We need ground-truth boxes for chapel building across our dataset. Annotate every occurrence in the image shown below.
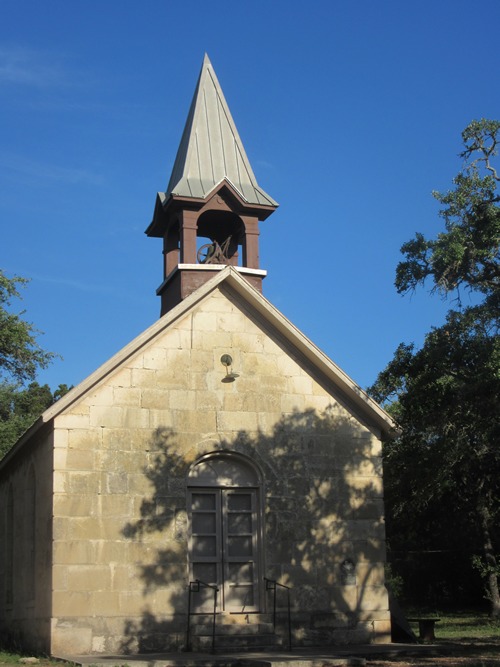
[0,55,395,656]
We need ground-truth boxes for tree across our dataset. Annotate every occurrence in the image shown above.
[0,269,56,383]
[0,381,71,459]
[396,119,499,305]
[370,119,500,615]
[0,270,67,459]
[371,306,500,612]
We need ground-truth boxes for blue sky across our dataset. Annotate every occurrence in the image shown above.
[1,0,499,393]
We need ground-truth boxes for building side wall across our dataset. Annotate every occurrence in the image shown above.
[0,431,54,654]
[50,288,390,655]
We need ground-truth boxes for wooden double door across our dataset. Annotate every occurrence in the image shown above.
[188,487,261,612]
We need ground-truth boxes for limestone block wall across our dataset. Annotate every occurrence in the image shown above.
[0,431,54,654]
[50,286,390,655]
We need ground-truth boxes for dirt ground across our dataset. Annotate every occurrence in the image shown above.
[367,638,500,666]
[2,640,500,667]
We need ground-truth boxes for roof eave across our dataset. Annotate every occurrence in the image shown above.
[146,179,278,237]
[218,270,398,438]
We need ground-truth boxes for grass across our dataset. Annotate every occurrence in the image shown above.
[407,612,500,641]
[0,651,27,665]
[0,652,63,666]
[441,614,500,640]
[389,612,500,666]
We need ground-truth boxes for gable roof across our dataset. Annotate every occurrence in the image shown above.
[164,54,277,207]
[0,268,397,470]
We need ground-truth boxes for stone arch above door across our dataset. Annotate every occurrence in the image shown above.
[187,451,262,488]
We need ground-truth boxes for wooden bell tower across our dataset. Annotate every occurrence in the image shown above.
[145,55,278,316]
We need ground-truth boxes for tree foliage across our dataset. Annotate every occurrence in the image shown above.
[0,381,71,459]
[370,119,500,614]
[0,269,67,459]
[396,119,500,304]
[0,269,56,383]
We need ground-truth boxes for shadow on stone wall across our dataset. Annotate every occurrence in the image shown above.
[120,406,385,652]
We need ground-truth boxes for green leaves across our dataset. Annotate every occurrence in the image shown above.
[371,119,500,612]
[0,269,65,458]
[0,269,56,384]
[395,119,500,300]
[461,119,500,171]
[0,382,70,458]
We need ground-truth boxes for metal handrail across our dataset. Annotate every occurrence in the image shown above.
[264,577,292,650]
[185,579,219,653]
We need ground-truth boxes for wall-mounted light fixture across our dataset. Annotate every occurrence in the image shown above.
[340,558,356,585]
[220,354,239,383]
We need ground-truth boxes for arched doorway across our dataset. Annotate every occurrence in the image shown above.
[187,453,263,613]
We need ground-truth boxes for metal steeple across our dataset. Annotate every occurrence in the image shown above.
[165,54,277,207]
[147,55,278,316]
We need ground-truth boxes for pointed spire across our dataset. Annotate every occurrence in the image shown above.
[165,54,277,207]
[147,56,277,315]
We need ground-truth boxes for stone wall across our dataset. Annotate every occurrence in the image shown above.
[6,286,390,655]
[0,430,54,654]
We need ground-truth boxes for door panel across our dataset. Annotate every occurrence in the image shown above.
[190,490,222,610]
[189,488,260,612]
[222,490,258,611]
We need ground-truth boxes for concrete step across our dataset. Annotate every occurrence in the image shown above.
[190,613,274,625]
[193,623,275,636]
[193,632,281,653]
[188,612,285,653]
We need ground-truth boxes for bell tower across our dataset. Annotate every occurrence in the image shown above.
[145,55,278,316]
